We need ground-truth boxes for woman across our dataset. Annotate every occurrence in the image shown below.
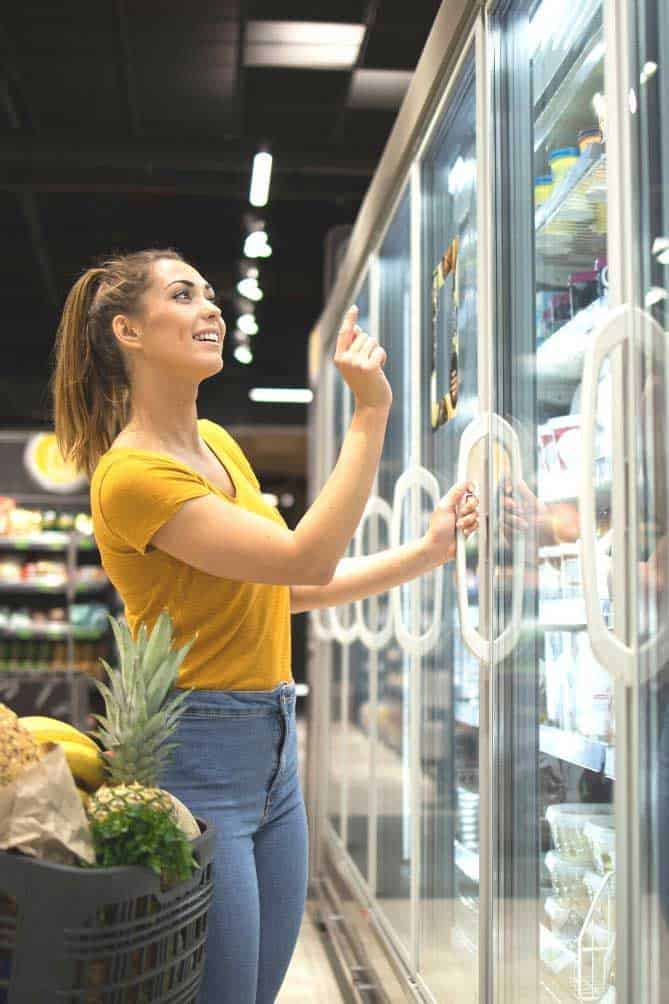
[51,248,479,1003]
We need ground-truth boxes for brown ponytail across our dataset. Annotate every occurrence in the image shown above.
[50,248,184,481]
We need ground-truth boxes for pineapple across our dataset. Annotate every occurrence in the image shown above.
[87,609,200,840]
[0,704,43,786]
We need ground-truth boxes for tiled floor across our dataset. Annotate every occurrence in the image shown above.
[277,900,345,1002]
[277,714,346,1001]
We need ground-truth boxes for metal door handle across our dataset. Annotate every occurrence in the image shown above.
[580,304,634,682]
[354,496,395,650]
[456,414,525,663]
[390,466,443,655]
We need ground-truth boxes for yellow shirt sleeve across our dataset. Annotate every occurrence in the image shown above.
[96,456,211,555]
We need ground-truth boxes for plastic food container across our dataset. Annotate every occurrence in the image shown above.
[584,869,616,928]
[585,818,616,874]
[578,128,603,154]
[549,147,580,184]
[545,851,590,915]
[535,175,554,208]
[545,895,584,946]
[546,803,614,864]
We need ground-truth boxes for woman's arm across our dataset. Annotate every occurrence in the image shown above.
[289,542,432,613]
[290,482,479,613]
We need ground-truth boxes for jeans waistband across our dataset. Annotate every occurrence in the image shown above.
[175,680,295,711]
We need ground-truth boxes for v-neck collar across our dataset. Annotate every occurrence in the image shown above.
[104,420,239,502]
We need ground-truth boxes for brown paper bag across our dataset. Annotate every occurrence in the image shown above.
[0,742,95,865]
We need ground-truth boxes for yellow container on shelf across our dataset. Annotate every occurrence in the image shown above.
[534,175,553,208]
[549,147,579,185]
[577,128,603,154]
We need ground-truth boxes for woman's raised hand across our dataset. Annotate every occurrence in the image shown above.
[333,305,393,411]
[421,481,479,566]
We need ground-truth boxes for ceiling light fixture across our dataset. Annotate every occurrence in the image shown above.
[238,313,258,336]
[249,388,314,404]
[234,345,254,365]
[250,150,273,208]
[236,276,263,301]
[244,230,272,258]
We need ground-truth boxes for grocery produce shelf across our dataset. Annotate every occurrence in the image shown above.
[0,625,106,641]
[0,578,108,594]
[0,532,97,551]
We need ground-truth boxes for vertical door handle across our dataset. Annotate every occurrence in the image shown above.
[310,605,335,642]
[456,415,490,662]
[354,496,395,650]
[580,304,634,682]
[390,466,444,655]
[456,414,525,662]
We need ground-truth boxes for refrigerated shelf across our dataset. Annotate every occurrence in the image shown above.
[537,296,608,390]
[535,154,607,268]
[0,533,97,551]
[454,840,479,884]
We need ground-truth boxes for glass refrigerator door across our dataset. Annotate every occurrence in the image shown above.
[373,188,414,952]
[417,46,483,1001]
[630,1,669,1001]
[491,2,618,1001]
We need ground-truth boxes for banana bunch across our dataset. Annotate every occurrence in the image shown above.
[19,716,105,794]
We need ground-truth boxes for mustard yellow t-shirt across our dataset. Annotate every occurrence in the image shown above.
[90,419,293,691]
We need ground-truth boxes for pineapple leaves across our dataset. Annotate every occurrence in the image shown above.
[95,611,195,787]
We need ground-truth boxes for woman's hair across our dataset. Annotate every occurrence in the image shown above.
[50,248,185,481]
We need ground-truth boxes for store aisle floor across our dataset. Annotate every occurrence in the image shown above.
[276,712,345,1002]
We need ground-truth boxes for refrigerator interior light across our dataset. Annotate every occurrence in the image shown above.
[645,286,668,306]
[249,151,273,208]
[640,61,658,85]
[652,237,669,261]
[238,313,259,336]
[234,344,253,365]
[249,387,314,404]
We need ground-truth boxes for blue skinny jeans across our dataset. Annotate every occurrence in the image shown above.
[159,681,309,1003]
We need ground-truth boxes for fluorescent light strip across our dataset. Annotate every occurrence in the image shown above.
[250,152,273,208]
[249,388,314,404]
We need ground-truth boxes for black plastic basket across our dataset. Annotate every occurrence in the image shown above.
[0,819,214,1003]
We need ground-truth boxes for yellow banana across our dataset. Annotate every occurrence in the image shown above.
[59,740,106,792]
[19,716,99,755]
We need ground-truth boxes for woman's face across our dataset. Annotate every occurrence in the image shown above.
[117,257,226,378]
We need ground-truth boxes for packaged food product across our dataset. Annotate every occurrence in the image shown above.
[583,869,616,928]
[585,818,616,875]
[574,632,613,741]
[569,269,599,314]
[535,175,554,208]
[549,147,580,185]
[546,804,613,865]
[545,850,590,914]
[547,414,582,476]
[577,128,604,154]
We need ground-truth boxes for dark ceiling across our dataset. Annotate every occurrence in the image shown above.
[0,0,440,429]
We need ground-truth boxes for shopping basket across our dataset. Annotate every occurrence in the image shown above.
[0,819,214,1003]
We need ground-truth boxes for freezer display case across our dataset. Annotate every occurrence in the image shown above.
[492,1,618,1000]
[306,1,668,1002]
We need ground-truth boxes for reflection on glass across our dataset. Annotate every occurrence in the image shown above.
[341,283,372,878]
[374,190,413,950]
[418,50,480,1000]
